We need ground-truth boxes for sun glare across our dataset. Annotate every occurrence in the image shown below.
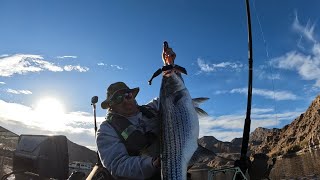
[34,97,66,130]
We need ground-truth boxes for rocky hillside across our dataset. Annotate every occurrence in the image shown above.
[198,136,241,154]
[0,126,19,151]
[194,95,320,168]
[251,95,320,156]
[67,139,97,163]
[0,126,96,163]
[250,127,280,145]
[196,136,242,169]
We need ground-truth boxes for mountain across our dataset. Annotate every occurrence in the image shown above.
[249,127,281,154]
[67,139,97,163]
[196,136,242,169]
[198,136,241,154]
[208,95,320,157]
[249,127,280,145]
[0,126,19,151]
[251,95,320,156]
[195,95,320,169]
[0,126,97,164]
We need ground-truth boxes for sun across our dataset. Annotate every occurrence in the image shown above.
[35,97,65,115]
[34,97,66,130]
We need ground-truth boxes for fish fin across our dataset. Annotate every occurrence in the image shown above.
[192,97,209,116]
[192,97,209,107]
[174,64,187,75]
[195,107,209,117]
[148,68,162,85]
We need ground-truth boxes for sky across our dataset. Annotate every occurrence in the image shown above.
[0,0,320,150]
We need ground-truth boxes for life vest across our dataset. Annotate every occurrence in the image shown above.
[106,105,159,156]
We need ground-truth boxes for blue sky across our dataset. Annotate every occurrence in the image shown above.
[0,0,319,150]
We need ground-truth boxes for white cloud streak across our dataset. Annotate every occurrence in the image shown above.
[97,62,124,70]
[272,12,320,87]
[230,88,297,100]
[199,108,302,141]
[197,58,243,73]
[272,46,320,87]
[257,67,281,80]
[0,82,5,85]
[110,64,124,70]
[293,11,317,43]
[6,89,32,95]
[64,65,89,72]
[56,56,77,59]
[0,54,89,77]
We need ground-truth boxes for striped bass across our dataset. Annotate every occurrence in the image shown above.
[160,71,199,180]
[148,41,207,180]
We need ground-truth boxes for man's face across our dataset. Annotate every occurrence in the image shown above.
[109,90,138,116]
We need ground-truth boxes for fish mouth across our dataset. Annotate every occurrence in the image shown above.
[148,41,187,85]
[162,41,175,66]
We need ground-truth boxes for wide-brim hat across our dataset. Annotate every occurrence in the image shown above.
[101,82,139,109]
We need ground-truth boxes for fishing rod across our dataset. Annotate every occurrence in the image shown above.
[235,0,253,175]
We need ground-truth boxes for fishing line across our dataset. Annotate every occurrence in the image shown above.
[252,0,279,127]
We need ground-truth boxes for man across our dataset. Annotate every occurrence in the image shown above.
[96,81,161,180]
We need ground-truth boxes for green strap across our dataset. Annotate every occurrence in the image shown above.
[120,125,136,140]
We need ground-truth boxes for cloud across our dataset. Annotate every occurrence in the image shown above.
[293,11,317,43]
[97,62,124,70]
[0,82,5,85]
[197,58,243,73]
[230,88,297,100]
[0,99,105,150]
[6,89,32,95]
[64,65,89,72]
[214,90,228,95]
[272,46,320,87]
[199,108,302,141]
[0,54,89,77]
[110,65,124,70]
[56,56,77,59]
[0,54,9,58]
[256,66,281,80]
[271,12,320,87]
[33,59,63,72]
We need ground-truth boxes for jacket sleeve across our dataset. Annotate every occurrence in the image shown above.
[96,121,157,179]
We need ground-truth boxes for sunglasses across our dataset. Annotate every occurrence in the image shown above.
[109,90,134,106]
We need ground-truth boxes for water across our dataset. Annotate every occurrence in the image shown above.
[270,148,320,179]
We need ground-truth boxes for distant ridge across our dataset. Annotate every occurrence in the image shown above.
[0,126,19,150]
[67,139,97,163]
[0,126,97,163]
[0,126,18,137]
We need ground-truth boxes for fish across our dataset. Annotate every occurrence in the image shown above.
[149,41,208,180]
